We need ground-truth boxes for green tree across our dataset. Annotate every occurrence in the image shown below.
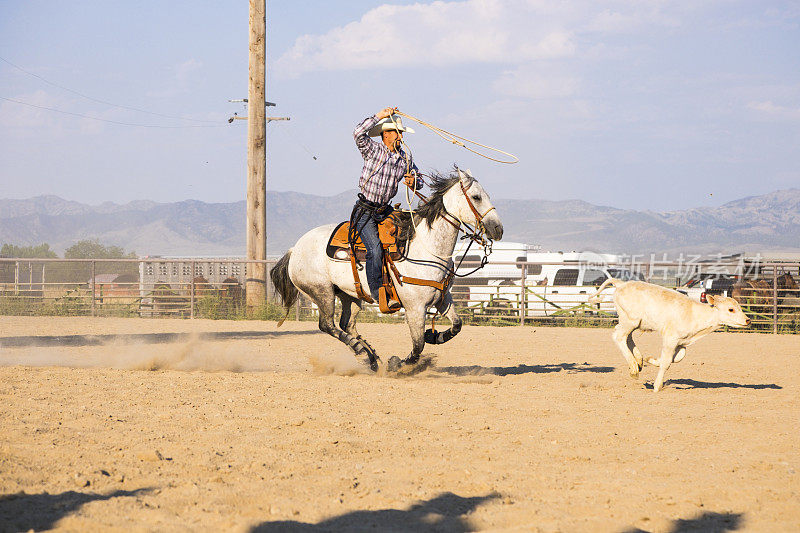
[0,243,58,284]
[59,239,139,283]
[64,239,136,259]
[0,243,58,258]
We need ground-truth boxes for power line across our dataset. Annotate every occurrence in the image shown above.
[0,95,225,129]
[0,55,220,124]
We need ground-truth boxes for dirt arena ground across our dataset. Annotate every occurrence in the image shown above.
[1,316,798,532]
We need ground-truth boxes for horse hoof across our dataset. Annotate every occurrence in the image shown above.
[403,354,420,366]
[369,359,379,372]
[424,329,438,344]
[387,356,402,373]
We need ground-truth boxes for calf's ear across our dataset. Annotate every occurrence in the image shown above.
[706,294,716,306]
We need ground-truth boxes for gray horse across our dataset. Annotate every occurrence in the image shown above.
[270,169,504,371]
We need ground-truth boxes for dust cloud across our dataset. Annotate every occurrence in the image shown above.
[0,334,265,372]
[307,348,371,376]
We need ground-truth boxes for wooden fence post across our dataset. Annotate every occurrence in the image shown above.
[772,265,778,335]
[91,261,96,317]
[190,261,196,319]
[520,261,526,326]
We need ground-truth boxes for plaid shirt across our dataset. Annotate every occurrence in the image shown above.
[354,115,419,204]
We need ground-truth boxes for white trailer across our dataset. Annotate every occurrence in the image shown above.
[452,246,642,317]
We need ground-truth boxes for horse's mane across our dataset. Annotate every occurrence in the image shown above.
[395,168,474,240]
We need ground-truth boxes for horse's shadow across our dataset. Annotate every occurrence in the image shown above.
[622,510,744,532]
[432,362,616,377]
[645,379,782,390]
[250,491,498,532]
[0,488,151,532]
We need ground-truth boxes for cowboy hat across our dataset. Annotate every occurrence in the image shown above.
[367,115,415,137]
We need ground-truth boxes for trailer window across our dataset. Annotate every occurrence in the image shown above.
[608,268,644,281]
[583,269,607,286]
[553,269,579,286]
[527,264,542,275]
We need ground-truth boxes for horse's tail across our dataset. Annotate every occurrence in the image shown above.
[269,250,298,327]
[588,277,621,304]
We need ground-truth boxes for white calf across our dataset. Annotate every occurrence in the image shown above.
[590,279,750,392]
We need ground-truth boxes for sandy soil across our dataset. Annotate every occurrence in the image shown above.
[1,316,799,532]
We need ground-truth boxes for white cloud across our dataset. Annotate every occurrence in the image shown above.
[274,0,697,78]
[175,58,202,81]
[0,90,101,136]
[748,100,800,120]
[492,65,579,99]
[275,0,577,78]
[146,58,203,98]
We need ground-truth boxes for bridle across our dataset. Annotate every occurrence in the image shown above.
[407,174,494,246]
[459,178,496,235]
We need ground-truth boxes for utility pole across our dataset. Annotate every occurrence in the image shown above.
[246,0,266,310]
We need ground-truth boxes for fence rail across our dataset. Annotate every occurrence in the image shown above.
[1,258,798,334]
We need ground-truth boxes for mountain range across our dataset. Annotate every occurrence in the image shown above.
[1,189,799,257]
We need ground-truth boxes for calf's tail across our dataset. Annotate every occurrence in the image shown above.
[588,277,621,304]
[269,250,298,327]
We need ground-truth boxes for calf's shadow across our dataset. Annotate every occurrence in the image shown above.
[645,379,781,390]
[434,362,615,377]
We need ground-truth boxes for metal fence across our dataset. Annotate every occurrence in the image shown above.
[1,257,798,334]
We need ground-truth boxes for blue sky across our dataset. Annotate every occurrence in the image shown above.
[0,1,798,211]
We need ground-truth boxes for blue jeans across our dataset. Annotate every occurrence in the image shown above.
[352,207,383,297]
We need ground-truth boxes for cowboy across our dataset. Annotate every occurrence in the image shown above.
[352,106,422,303]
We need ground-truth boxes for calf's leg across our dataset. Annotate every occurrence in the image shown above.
[627,333,643,371]
[612,321,640,377]
[673,346,687,363]
[653,339,681,392]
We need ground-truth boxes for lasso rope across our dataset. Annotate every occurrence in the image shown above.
[394,110,519,165]
[380,112,493,263]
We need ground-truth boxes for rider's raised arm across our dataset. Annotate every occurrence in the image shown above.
[354,115,380,159]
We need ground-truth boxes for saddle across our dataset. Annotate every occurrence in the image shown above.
[326,209,411,314]
[325,211,409,262]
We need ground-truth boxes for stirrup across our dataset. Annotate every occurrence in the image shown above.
[378,286,402,313]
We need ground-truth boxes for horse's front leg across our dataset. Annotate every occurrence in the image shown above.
[424,292,462,345]
[387,303,427,372]
[403,303,428,365]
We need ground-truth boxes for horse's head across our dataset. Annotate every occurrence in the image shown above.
[441,169,504,240]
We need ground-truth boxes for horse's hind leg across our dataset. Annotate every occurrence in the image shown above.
[337,291,378,358]
[337,291,362,337]
[315,287,380,371]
